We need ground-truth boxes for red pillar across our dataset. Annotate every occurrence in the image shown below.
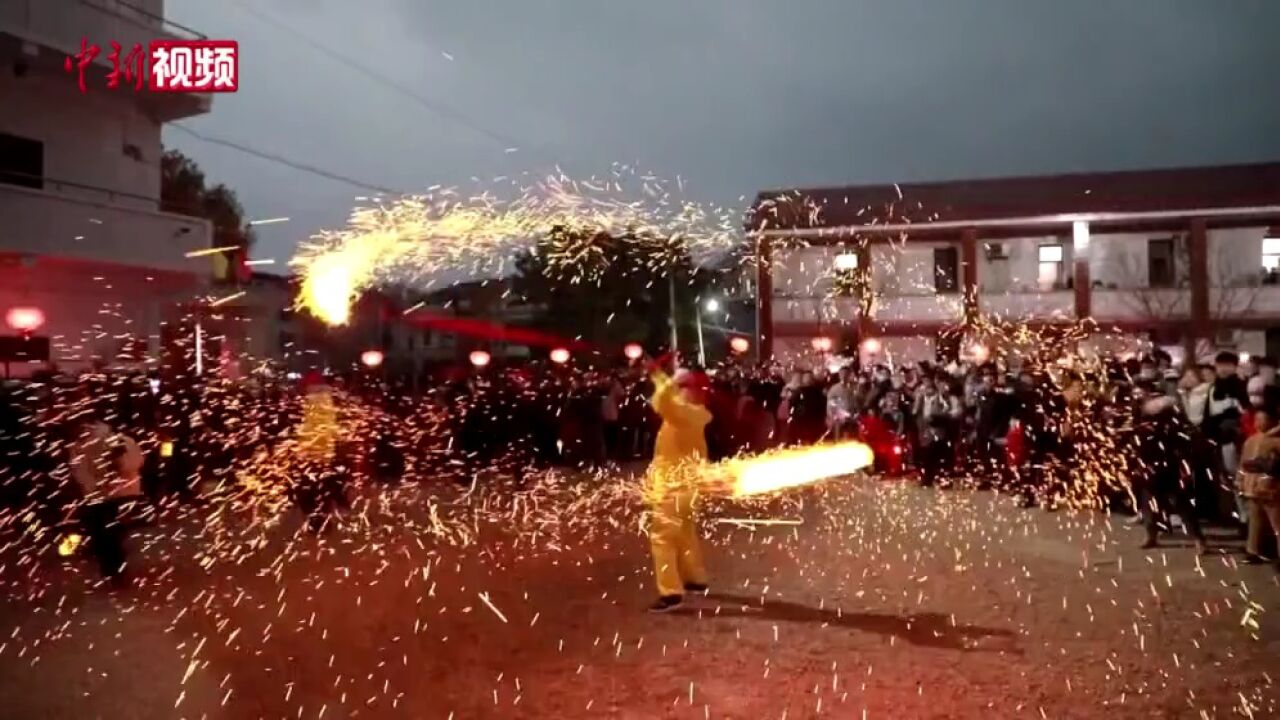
[960,228,979,325]
[1188,217,1210,353]
[856,244,874,339]
[756,235,773,361]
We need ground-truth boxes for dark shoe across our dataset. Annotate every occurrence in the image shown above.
[1243,553,1269,565]
[648,595,683,613]
[684,582,708,593]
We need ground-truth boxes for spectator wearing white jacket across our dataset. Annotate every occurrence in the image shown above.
[69,410,144,581]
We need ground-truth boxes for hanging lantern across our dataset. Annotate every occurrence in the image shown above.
[549,347,571,364]
[360,349,384,368]
[469,350,491,368]
[5,306,45,333]
[623,342,644,361]
[729,336,750,354]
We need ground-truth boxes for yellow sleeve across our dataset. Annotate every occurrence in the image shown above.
[650,370,679,420]
[649,370,712,428]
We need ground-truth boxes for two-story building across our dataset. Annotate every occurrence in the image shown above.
[751,162,1280,366]
[0,0,213,373]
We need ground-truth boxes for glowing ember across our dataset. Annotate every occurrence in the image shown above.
[57,533,82,557]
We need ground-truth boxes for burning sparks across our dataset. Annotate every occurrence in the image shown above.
[718,441,875,497]
[290,170,738,326]
[0,173,1274,720]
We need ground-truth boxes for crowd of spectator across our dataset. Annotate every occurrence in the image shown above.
[5,345,1280,578]
[442,348,1280,562]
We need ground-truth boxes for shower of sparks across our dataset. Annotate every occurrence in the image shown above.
[290,168,740,325]
[0,178,1273,720]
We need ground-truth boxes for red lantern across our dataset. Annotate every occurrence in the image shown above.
[729,336,750,354]
[623,342,644,361]
[549,347,571,364]
[360,349,384,368]
[5,306,44,333]
[469,350,491,368]
[861,337,882,355]
[811,336,833,353]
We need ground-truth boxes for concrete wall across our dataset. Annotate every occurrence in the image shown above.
[0,69,163,205]
[1209,227,1269,287]
[0,0,177,61]
[0,182,209,272]
[977,234,1067,293]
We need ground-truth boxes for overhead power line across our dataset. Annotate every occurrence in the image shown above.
[230,0,545,160]
[170,123,407,196]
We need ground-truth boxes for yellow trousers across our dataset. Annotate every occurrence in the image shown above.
[647,489,707,597]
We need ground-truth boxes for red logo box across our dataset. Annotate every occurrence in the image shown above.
[148,40,239,93]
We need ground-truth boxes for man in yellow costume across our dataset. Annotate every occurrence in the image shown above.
[294,371,346,533]
[644,354,713,612]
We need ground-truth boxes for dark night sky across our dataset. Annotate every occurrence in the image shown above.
[165,0,1280,268]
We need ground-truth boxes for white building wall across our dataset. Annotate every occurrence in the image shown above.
[0,70,163,208]
[771,226,1280,360]
[977,235,1067,293]
[872,242,925,295]
[1209,227,1268,287]
[771,246,841,299]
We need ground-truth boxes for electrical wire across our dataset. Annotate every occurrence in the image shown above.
[170,123,407,196]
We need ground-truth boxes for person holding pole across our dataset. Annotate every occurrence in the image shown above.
[643,351,712,612]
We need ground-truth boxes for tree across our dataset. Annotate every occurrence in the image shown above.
[161,149,255,283]
[512,228,713,359]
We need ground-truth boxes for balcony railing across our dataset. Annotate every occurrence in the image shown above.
[0,177,210,273]
[0,0,205,59]
[94,0,206,41]
[0,169,159,208]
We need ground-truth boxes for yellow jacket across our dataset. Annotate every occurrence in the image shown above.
[298,390,339,462]
[648,370,712,487]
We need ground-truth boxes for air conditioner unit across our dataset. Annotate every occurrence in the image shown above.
[984,243,1009,260]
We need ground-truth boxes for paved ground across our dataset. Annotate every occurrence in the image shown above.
[2,475,1278,719]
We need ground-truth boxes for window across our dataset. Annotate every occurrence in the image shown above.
[1038,243,1065,289]
[0,132,44,189]
[1148,238,1176,287]
[831,251,860,297]
[833,252,858,272]
[933,246,959,292]
[1263,237,1280,271]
